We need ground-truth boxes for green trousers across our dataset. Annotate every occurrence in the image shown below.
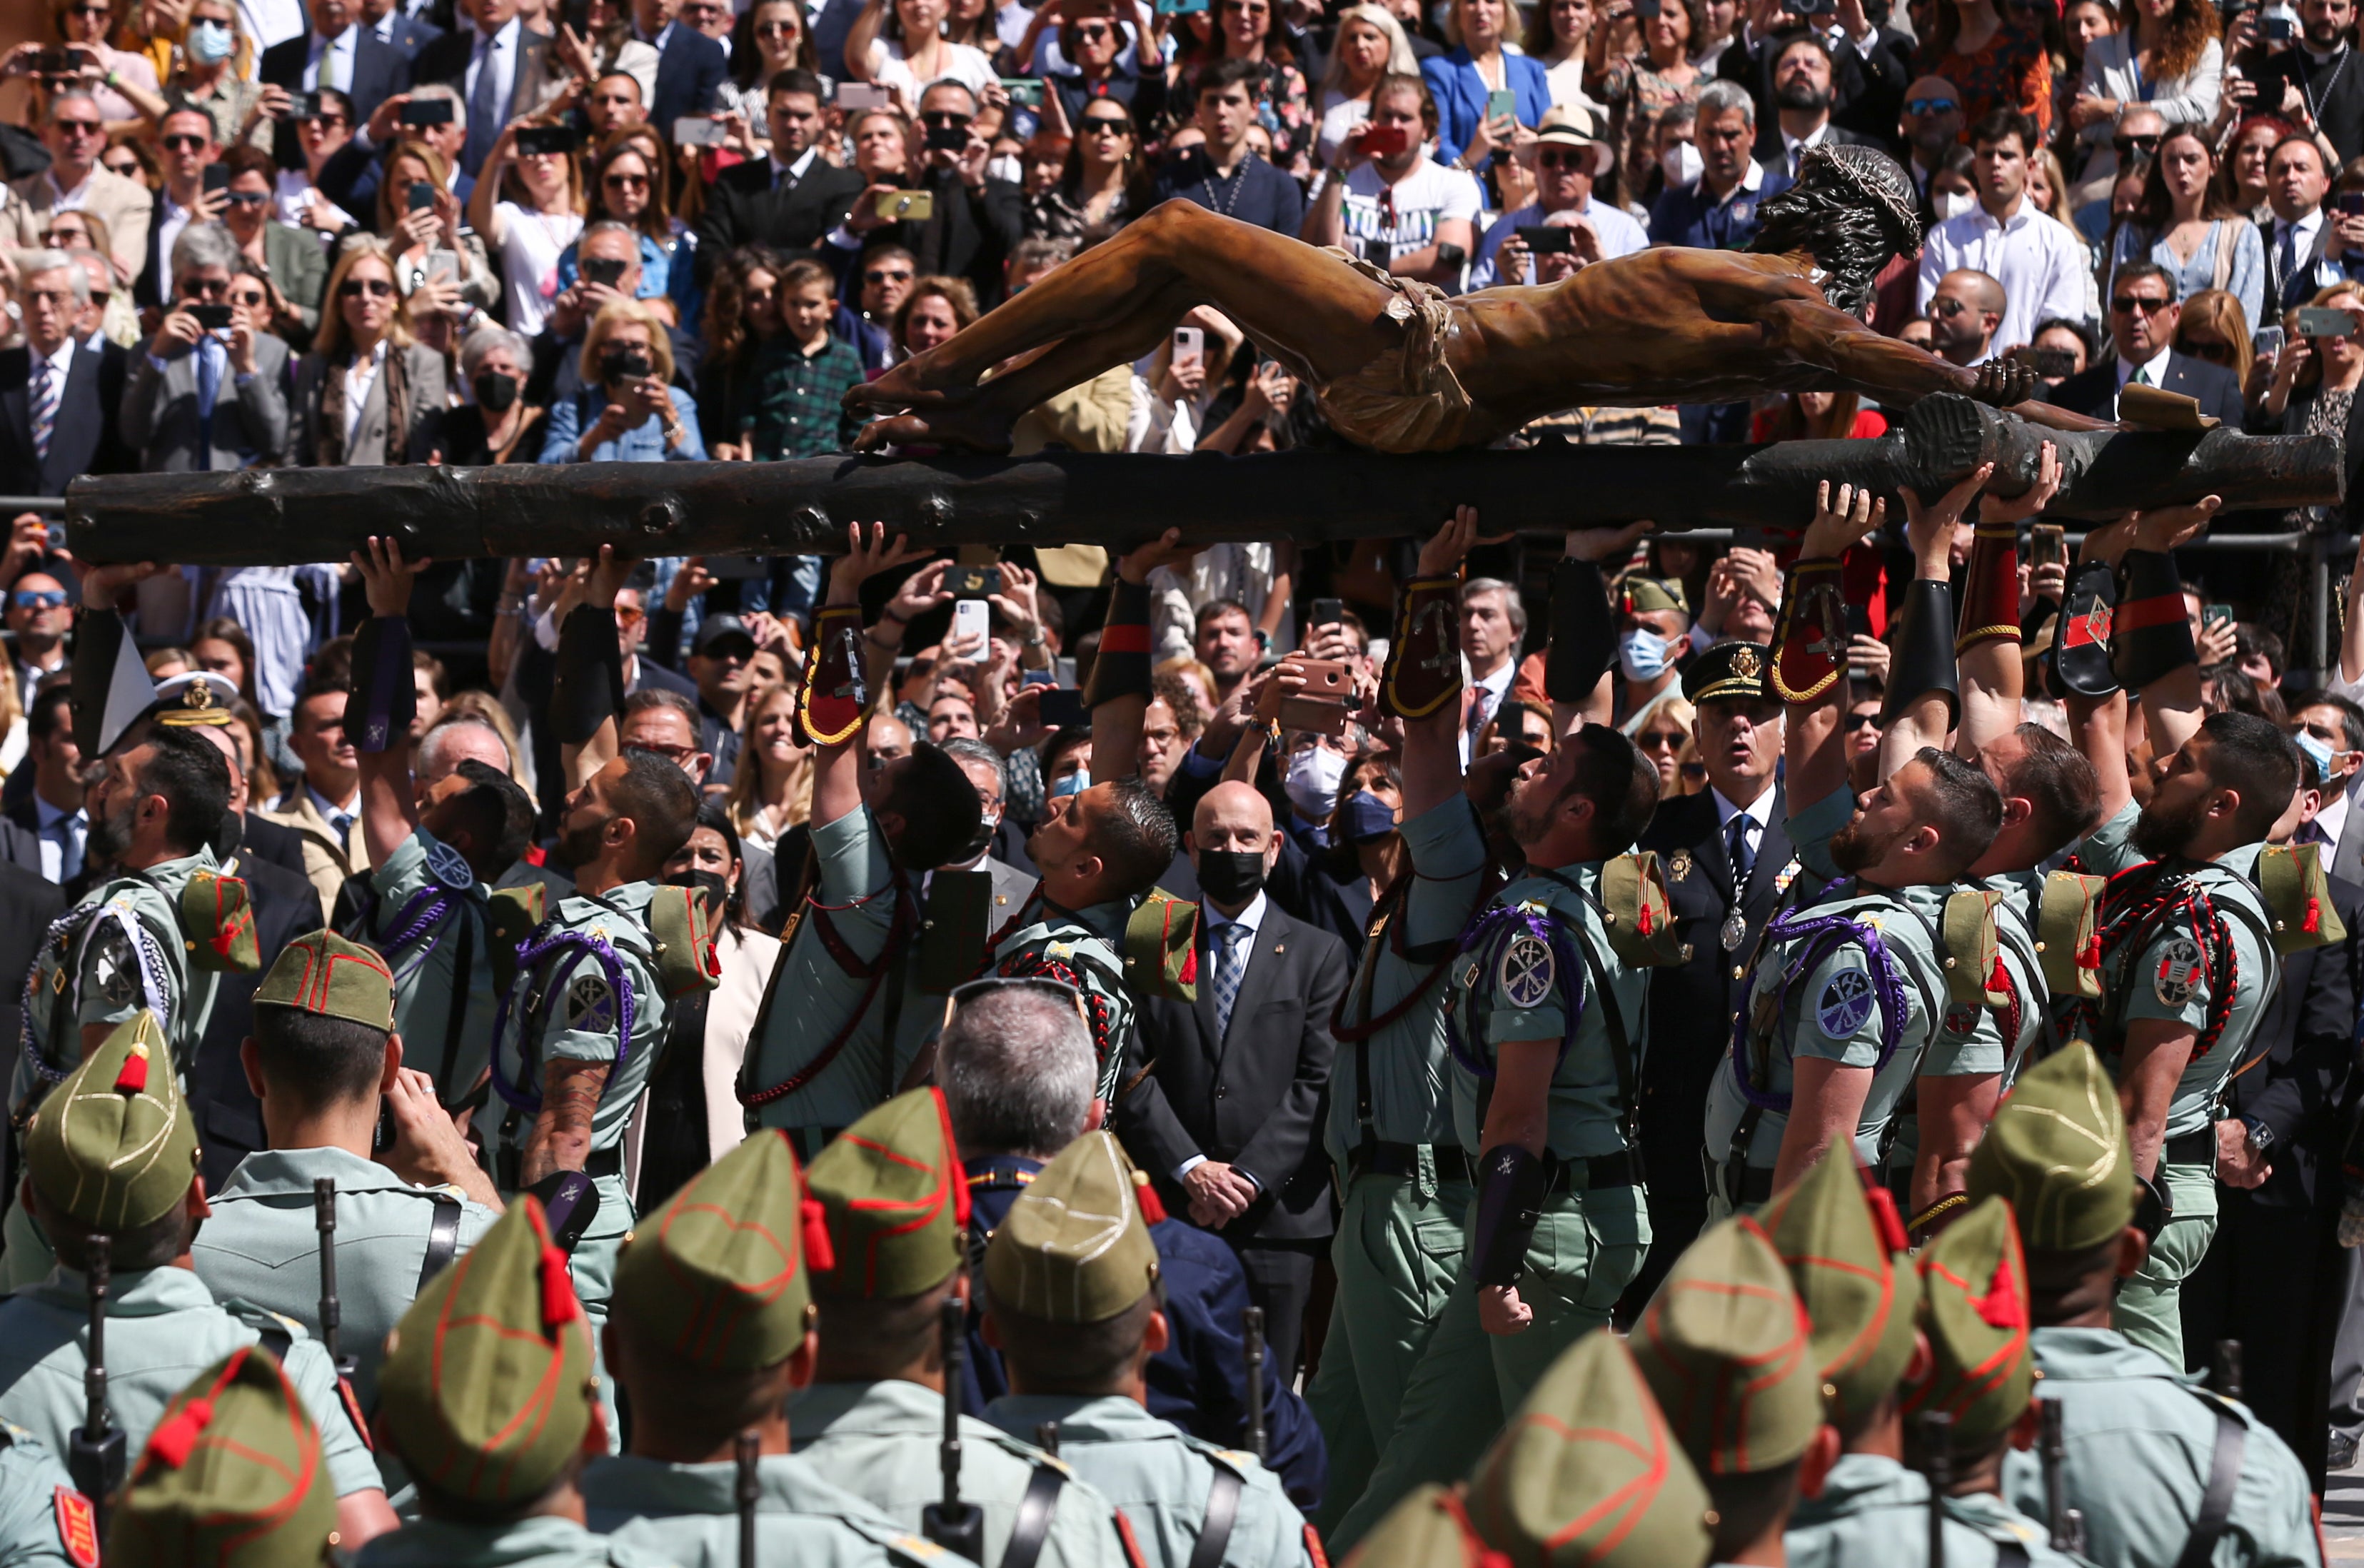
[564,1171,635,1454]
[2113,1158,2217,1368]
[1324,1180,1649,1553]
[1307,1170,1472,1536]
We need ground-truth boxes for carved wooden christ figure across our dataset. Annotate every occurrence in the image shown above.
[845,144,2108,455]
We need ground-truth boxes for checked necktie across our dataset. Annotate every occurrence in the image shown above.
[1212,922,1251,1039]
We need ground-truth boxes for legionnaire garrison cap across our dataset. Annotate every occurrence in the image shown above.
[985,1132,1162,1324]
[613,1129,833,1370]
[1965,1042,2138,1252]
[1467,1329,1714,1568]
[1631,1217,1824,1476]
[1340,1486,1496,1568]
[23,1010,201,1232]
[108,1345,339,1568]
[807,1087,970,1299]
[252,930,396,1034]
[1682,642,1770,706]
[1620,577,1689,618]
[1757,1150,1923,1429]
[1906,1197,2034,1449]
[378,1197,594,1505]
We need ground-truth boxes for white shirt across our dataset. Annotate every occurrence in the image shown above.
[768,144,819,190]
[31,793,84,886]
[342,338,388,454]
[2315,780,2352,857]
[371,10,398,44]
[27,335,75,399]
[1307,157,1484,271]
[1710,781,1776,878]
[2109,343,2173,419]
[1777,120,1831,179]
[638,19,678,51]
[44,167,95,214]
[238,0,306,49]
[1917,198,2092,358]
[303,24,356,92]
[307,784,360,841]
[1472,196,1648,286]
[156,192,196,288]
[1460,659,1517,765]
[466,17,523,126]
[1175,888,1269,1182]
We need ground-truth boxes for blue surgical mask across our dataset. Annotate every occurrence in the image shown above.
[1618,628,1671,682]
[2295,728,2336,780]
[188,19,235,62]
[1049,770,1089,800]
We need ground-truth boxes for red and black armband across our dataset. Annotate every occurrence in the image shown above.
[347,615,416,753]
[1545,558,1617,705]
[1882,578,1960,727]
[1380,573,1462,720]
[794,603,867,748]
[1085,577,1155,709]
[2110,549,2197,692]
[2050,560,2121,698]
[1469,1142,1544,1287]
[1771,557,1849,705]
[1956,523,2023,655]
[550,603,628,748]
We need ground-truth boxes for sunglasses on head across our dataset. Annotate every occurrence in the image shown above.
[339,276,394,297]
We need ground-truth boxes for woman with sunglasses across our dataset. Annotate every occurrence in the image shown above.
[1312,4,1418,164]
[468,119,588,337]
[717,0,823,152]
[1026,97,1145,238]
[14,0,164,134]
[292,238,449,467]
[2172,286,2253,391]
[276,85,362,236]
[1037,1,1155,132]
[554,136,699,325]
[219,144,326,341]
[1631,695,1695,797]
[376,139,498,343]
[155,0,273,149]
[2108,124,2263,332]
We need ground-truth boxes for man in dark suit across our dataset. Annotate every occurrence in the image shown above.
[1749,31,1883,176]
[363,0,442,56]
[0,250,127,503]
[938,738,1039,920]
[631,0,729,131]
[1120,779,1351,1382]
[1719,13,1894,158]
[694,69,866,286]
[1619,641,1788,1319]
[2254,0,2364,167]
[261,0,412,169]
[411,0,556,175]
[2043,259,2245,423]
[5,685,89,885]
[843,79,1027,306]
[0,860,64,1104]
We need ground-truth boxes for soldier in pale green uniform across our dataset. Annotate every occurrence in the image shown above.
[362,1197,670,1568]
[0,1424,86,1568]
[1973,1045,2323,1568]
[0,1013,396,1545]
[191,932,501,1428]
[590,1123,965,1568]
[796,1087,1132,1568]
[2061,713,2293,1366]
[106,1344,340,1568]
[980,1130,1313,1568]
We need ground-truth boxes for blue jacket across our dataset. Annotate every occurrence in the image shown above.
[1419,49,1549,173]
[961,1154,1328,1510]
[539,382,709,462]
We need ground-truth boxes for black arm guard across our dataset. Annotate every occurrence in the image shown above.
[347,615,416,753]
[1085,577,1154,709]
[2131,1169,2172,1241]
[1545,558,1616,705]
[2110,550,2198,693]
[1470,1143,1545,1288]
[2050,559,2121,698]
[550,603,628,748]
[527,1168,602,1253]
[70,605,129,759]
[1881,578,1961,728]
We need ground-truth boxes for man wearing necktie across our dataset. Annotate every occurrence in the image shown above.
[256,685,371,923]
[2040,259,2245,423]
[1459,578,1521,764]
[412,0,545,177]
[2292,694,2364,885]
[122,226,291,473]
[1119,780,1352,1384]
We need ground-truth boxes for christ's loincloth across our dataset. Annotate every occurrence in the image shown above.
[1313,249,1497,454]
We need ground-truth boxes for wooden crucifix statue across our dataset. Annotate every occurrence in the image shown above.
[846,144,2111,455]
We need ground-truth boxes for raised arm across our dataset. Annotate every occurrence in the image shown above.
[349,536,433,867]
[1396,507,1485,819]
[1956,443,2066,755]
[1092,528,1204,781]
[1878,464,1988,778]
[1550,518,1654,737]
[1780,481,1887,808]
[2115,498,2223,761]
[555,544,637,793]
[813,523,929,830]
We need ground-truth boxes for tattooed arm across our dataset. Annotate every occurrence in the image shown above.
[521,1057,609,1187]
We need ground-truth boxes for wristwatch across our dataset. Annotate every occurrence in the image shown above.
[2245,1119,2275,1156]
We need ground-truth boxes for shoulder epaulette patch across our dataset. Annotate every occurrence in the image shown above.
[52,1487,96,1568]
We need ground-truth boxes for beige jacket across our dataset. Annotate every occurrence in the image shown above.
[256,788,368,925]
[6,166,153,291]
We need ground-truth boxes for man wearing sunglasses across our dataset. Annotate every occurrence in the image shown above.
[1897,74,1963,198]
[1471,106,1644,287]
[2041,258,2244,422]
[4,91,151,291]
[1924,266,2003,367]
[135,109,227,316]
[258,0,412,172]
[122,223,292,473]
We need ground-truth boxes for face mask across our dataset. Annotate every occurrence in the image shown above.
[188,20,235,61]
[1937,189,1976,222]
[1197,848,1268,904]
[1342,789,1399,844]
[1660,140,1701,189]
[2295,728,2338,781]
[474,370,519,412]
[665,866,730,919]
[1618,628,1671,681]
[1049,770,1088,800]
[957,809,1001,863]
[1284,745,1348,820]
[600,345,653,383]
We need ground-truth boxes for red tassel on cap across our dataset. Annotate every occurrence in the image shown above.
[1864,1185,1911,1255]
[1131,1169,1167,1225]
[2306,897,2322,935]
[1636,901,1653,937]
[800,1197,837,1273]
[1973,1257,2026,1330]
[2078,933,2103,970]
[113,1046,149,1096]
[146,1398,214,1469]
[539,1243,579,1333]
[935,1090,972,1228]
[1990,957,2009,993]
[1179,946,1197,986]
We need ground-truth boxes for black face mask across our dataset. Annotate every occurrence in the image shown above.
[600,345,653,383]
[474,370,519,411]
[1197,848,1267,905]
[665,866,730,920]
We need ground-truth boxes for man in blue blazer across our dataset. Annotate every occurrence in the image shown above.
[260,0,412,168]
[630,0,729,132]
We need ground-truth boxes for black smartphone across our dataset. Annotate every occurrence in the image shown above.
[515,123,580,156]
[188,303,234,330]
[582,255,629,288]
[1362,237,1394,267]
[945,564,1003,597]
[2340,192,2364,216]
[924,122,970,151]
[2266,10,2296,38]
[295,90,326,121]
[1309,597,1344,629]
[2018,345,2077,377]
[1038,688,1092,726]
[603,345,653,381]
[34,47,77,76]
[401,96,454,126]
[1516,223,1574,255]
[406,179,436,211]
[2032,523,2066,572]
[203,161,231,194]
[372,1098,393,1154]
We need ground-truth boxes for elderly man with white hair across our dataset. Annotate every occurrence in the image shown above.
[1,248,130,513]
[121,222,292,472]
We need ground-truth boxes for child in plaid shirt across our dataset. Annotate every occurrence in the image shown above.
[736,258,867,458]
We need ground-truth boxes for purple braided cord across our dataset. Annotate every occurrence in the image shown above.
[18,905,99,1086]
[489,927,638,1115]
[1445,900,1586,1079]
[1728,895,1911,1114]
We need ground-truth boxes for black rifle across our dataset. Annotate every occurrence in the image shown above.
[2211,1340,2243,1401]
[921,1297,985,1561]
[69,1235,125,1535]
[736,1429,760,1568]
[1920,1411,1953,1568]
[1243,1307,1267,1462]
[314,1177,353,1379]
[2038,1397,2085,1556]
[1035,1422,1060,1458]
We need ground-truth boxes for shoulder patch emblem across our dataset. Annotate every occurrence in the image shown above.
[52,1487,96,1568]
[1943,1000,1981,1037]
[89,925,138,1007]
[1816,968,1876,1039]
[565,973,615,1032]
[426,838,475,889]
[1497,933,1556,1010]
[2153,935,2204,1008]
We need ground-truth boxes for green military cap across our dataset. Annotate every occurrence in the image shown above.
[253,930,396,1034]
[1906,1197,2033,1450]
[1621,577,1690,618]
[1340,1485,1492,1568]
[808,1087,968,1299]
[985,1131,1162,1324]
[1682,642,1769,706]
[1467,1328,1714,1568]
[614,1129,828,1370]
[1631,1217,1824,1477]
[1757,1150,1923,1429]
[378,1197,594,1504]
[1964,1042,2138,1253]
[108,1345,339,1568]
[23,1010,200,1233]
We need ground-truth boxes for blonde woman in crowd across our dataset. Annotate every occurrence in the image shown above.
[727,684,813,853]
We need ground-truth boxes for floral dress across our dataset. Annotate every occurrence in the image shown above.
[1915,15,2053,140]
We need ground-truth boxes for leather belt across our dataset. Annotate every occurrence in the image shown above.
[585,1146,625,1178]
[1541,1150,1638,1194]
[2165,1129,2216,1168]
[1352,1141,1472,1182]
[1734,1163,1776,1205]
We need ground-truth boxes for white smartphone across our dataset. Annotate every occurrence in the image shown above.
[1172,325,1204,372]
[952,596,992,656]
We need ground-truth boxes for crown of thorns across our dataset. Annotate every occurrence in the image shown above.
[1801,144,1923,249]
